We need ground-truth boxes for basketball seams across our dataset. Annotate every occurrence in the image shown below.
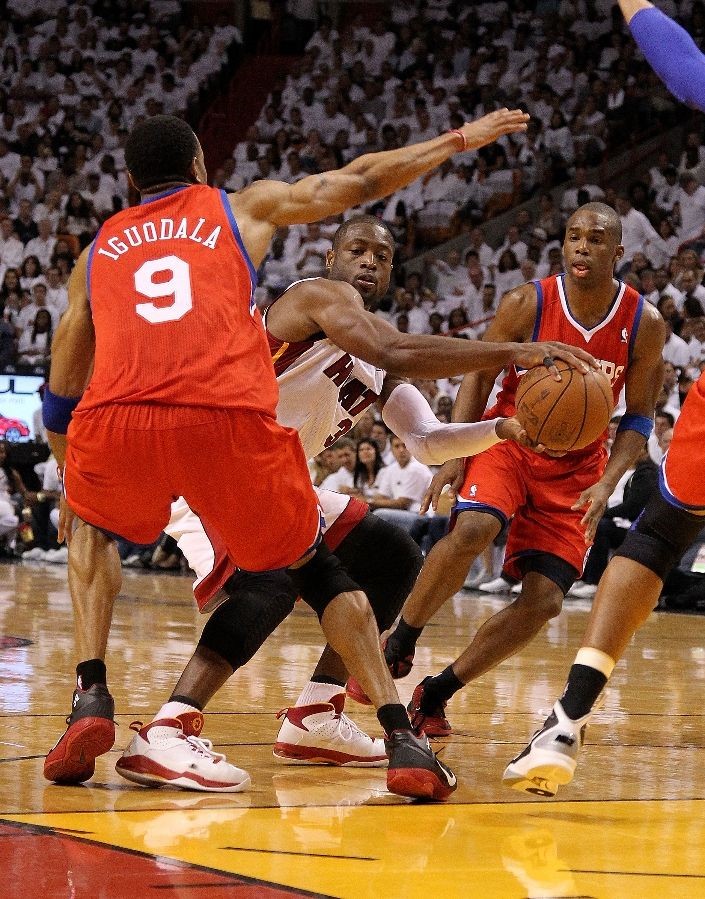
[568,371,590,451]
[535,365,574,447]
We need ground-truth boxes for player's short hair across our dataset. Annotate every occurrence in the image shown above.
[125,115,199,191]
[570,201,622,243]
[332,214,394,251]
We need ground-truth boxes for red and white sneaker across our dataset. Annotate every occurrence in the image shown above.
[44,683,115,784]
[273,694,387,767]
[116,718,250,792]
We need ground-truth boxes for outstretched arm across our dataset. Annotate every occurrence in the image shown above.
[619,0,705,110]
[289,279,595,380]
[231,109,529,265]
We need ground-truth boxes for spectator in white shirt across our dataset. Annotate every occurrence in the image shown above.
[295,222,330,278]
[16,307,52,367]
[367,435,433,532]
[616,195,666,267]
[561,166,604,215]
[0,219,24,269]
[319,439,357,491]
[17,282,60,333]
[674,173,705,242]
[44,266,68,317]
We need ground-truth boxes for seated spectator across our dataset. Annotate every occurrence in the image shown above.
[0,219,24,269]
[16,307,51,367]
[59,191,99,251]
[19,254,42,291]
[370,421,394,465]
[319,438,356,491]
[341,438,386,499]
[24,219,57,271]
[366,435,433,533]
[648,410,675,464]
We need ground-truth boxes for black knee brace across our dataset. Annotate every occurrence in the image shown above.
[198,569,296,670]
[614,492,705,580]
[514,551,579,596]
[335,512,423,631]
[288,542,361,618]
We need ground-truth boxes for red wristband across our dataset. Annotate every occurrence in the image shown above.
[448,128,468,152]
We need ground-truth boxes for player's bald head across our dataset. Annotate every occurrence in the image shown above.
[568,202,622,243]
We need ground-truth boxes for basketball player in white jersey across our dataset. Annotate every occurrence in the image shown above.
[115,215,598,791]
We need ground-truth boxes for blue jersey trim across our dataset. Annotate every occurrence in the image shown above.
[629,294,644,361]
[659,459,705,512]
[85,233,101,309]
[139,185,189,205]
[219,190,258,291]
[531,279,544,342]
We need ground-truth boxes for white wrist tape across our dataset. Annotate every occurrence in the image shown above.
[381,383,503,466]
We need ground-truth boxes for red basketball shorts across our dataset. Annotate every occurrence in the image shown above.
[64,404,322,608]
[660,373,705,512]
[454,440,607,579]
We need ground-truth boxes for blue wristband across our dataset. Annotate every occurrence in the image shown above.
[617,413,653,440]
[42,389,82,434]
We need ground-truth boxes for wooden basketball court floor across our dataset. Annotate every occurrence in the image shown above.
[2,560,705,898]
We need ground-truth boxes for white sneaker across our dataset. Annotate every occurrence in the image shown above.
[567,582,597,599]
[502,702,588,798]
[463,568,493,589]
[44,546,69,564]
[510,582,522,594]
[116,718,251,792]
[121,554,142,567]
[478,576,514,594]
[273,694,387,767]
[21,547,47,561]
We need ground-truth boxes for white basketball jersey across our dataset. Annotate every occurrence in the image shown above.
[166,280,385,597]
[265,297,385,459]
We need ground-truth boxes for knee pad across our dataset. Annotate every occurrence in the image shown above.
[514,551,579,597]
[615,493,705,580]
[198,569,296,670]
[288,542,361,619]
[336,512,423,631]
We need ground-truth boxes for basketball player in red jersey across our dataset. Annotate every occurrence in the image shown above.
[501,0,705,798]
[364,203,665,740]
[42,112,589,800]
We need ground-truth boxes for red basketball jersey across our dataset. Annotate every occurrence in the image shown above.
[489,274,644,452]
[79,184,278,414]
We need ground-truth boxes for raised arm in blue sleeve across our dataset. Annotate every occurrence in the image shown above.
[630,6,705,111]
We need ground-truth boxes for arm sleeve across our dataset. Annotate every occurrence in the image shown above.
[630,7,705,110]
[381,382,503,466]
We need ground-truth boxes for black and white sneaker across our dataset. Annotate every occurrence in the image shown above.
[502,702,588,798]
[385,729,457,801]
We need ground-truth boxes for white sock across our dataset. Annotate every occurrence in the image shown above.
[153,700,200,722]
[574,646,616,679]
[295,680,344,707]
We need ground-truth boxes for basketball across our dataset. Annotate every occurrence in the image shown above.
[514,361,614,452]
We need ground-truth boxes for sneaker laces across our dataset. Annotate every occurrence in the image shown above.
[184,734,225,764]
[335,711,375,744]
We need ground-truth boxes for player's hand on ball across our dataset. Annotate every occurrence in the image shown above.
[495,416,546,452]
[421,458,464,513]
[514,341,598,381]
[572,481,612,542]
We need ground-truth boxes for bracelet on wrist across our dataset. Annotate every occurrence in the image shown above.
[448,128,468,152]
